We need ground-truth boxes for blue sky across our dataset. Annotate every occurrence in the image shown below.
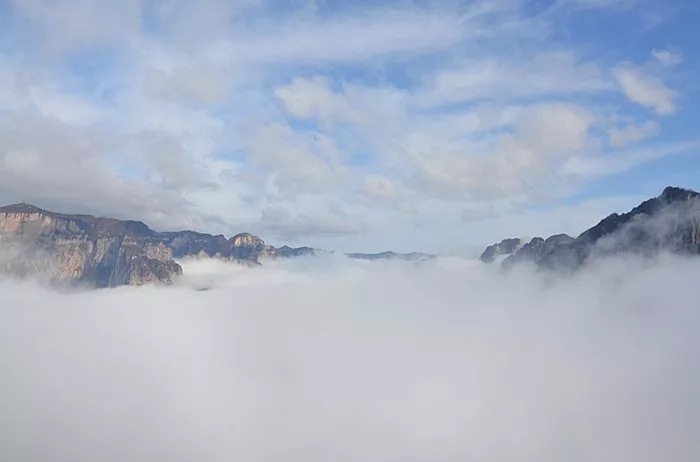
[0,0,698,254]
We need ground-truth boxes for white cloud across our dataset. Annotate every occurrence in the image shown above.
[364,175,396,199]
[421,52,610,106]
[275,75,601,203]
[246,123,347,196]
[559,0,641,10]
[275,77,410,133]
[613,65,677,115]
[461,204,499,223]
[0,0,691,248]
[0,110,227,233]
[563,139,700,178]
[409,103,595,199]
[651,48,684,67]
[9,0,143,54]
[207,8,466,66]
[607,120,660,148]
[274,77,350,127]
[516,103,594,154]
[146,67,229,104]
[27,86,108,126]
[2,256,700,461]
[260,208,363,242]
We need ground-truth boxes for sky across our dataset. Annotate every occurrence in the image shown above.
[2,254,700,461]
[0,0,698,254]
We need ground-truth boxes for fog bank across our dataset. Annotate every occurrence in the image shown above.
[1,255,699,461]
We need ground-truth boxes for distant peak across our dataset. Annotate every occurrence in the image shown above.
[229,232,265,247]
[0,203,49,214]
[231,232,254,239]
[660,186,699,203]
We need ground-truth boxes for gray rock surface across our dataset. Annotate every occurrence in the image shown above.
[0,203,434,287]
[0,204,182,287]
[0,204,305,287]
[479,238,523,263]
[481,186,700,271]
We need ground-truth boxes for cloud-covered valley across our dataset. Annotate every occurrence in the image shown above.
[2,255,699,461]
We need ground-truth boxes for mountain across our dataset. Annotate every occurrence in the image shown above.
[0,204,309,287]
[501,234,575,269]
[0,204,182,287]
[147,230,276,262]
[479,238,523,263]
[481,186,700,271]
[275,245,318,258]
[0,203,435,287]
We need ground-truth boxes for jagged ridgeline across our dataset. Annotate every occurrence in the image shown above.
[480,186,700,271]
[0,204,295,287]
[0,204,435,287]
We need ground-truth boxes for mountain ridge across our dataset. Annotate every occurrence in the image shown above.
[0,203,434,287]
[480,186,700,271]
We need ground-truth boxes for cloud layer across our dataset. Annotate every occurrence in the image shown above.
[2,255,699,461]
[0,0,695,252]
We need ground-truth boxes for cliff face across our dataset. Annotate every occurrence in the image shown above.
[0,204,288,287]
[0,202,440,287]
[276,245,317,258]
[481,186,700,271]
[0,205,182,287]
[501,234,575,268]
[151,230,276,264]
[479,238,523,263]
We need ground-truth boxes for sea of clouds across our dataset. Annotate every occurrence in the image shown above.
[1,254,699,462]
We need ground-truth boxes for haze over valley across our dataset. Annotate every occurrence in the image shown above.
[3,185,700,461]
[1,0,699,460]
[3,252,700,462]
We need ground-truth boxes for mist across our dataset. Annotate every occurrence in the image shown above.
[1,255,699,462]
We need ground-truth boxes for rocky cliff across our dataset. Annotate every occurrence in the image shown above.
[0,204,182,287]
[0,203,439,287]
[481,186,700,271]
[0,204,303,287]
[501,234,575,268]
[479,238,523,263]
[149,230,277,263]
[276,245,317,258]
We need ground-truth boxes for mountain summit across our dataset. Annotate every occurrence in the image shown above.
[480,186,700,271]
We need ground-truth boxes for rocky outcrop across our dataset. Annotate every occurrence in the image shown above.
[0,202,362,287]
[501,234,574,268]
[0,202,437,287]
[479,238,523,263]
[0,204,298,287]
[152,230,277,264]
[0,204,182,287]
[481,186,700,271]
[276,245,317,258]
